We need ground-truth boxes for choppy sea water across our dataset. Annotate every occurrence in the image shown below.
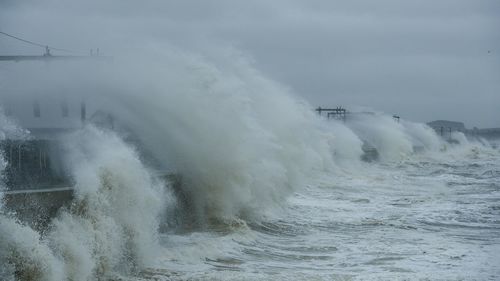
[1,130,499,281]
[139,144,500,281]
[0,56,499,281]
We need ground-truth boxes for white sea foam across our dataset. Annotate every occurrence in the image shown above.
[1,47,498,280]
[0,120,170,280]
[104,52,339,220]
[0,49,339,279]
[2,49,342,221]
[400,119,443,152]
[49,126,168,279]
[346,113,414,161]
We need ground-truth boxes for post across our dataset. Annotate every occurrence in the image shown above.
[18,144,22,169]
[316,107,322,116]
[44,46,51,56]
[39,148,43,174]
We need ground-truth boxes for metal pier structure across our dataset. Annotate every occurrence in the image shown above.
[315,106,347,122]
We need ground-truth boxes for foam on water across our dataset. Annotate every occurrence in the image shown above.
[50,126,169,279]
[400,119,443,152]
[346,113,414,161]
[101,52,340,221]
[0,120,171,280]
[0,50,341,279]
[150,142,500,281]
[0,49,499,280]
[1,49,342,222]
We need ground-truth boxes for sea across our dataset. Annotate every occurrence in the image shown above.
[148,139,500,281]
[0,55,499,281]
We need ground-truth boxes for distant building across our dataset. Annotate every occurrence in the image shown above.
[427,120,500,139]
[473,128,500,139]
[427,120,466,131]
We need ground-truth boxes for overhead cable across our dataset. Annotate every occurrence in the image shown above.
[0,30,78,53]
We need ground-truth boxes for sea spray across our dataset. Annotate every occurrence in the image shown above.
[0,121,172,280]
[0,48,342,279]
[441,131,498,160]
[3,44,495,280]
[346,113,414,161]
[49,125,169,279]
[0,218,67,281]
[320,119,364,168]
[1,49,339,222]
[400,120,443,152]
[0,112,64,281]
[0,107,29,141]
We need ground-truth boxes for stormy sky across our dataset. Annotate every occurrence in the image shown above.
[1,0,499,128]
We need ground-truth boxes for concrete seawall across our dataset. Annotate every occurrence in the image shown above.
[1,187,73,230]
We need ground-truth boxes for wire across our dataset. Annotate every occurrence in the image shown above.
[0,30,78,53]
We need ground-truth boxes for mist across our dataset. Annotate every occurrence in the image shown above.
[1,0,499,127]
[2,2,500,280]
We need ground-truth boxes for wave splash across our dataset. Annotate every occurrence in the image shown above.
[0,50,337,280]
[0,49,497,280]
[1,124,169,280]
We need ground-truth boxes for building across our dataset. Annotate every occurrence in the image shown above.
[427,120,466,133]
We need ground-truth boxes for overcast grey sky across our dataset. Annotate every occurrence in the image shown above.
[1,0,499,127]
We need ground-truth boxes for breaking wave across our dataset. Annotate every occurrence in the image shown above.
[1,124,170,280]
[0,49,497,280]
